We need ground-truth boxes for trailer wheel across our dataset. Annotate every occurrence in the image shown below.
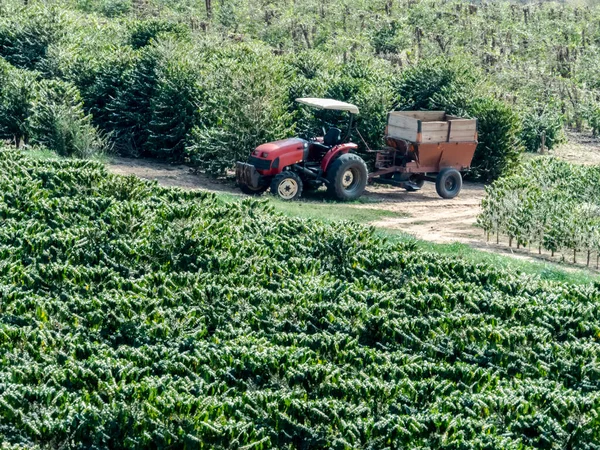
[326,153,368,201]
[271,171,303,200]
[239,184,268,196]
[436,168,462,199]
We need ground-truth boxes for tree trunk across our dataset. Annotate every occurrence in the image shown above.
[415,27,423,61]
[587,250,591,267]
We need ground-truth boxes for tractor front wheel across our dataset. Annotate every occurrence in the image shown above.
[326,153,368,201]
[435,168,462,199]
[271,171,303,201]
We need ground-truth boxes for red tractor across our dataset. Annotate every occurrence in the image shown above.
[236,98,368,201]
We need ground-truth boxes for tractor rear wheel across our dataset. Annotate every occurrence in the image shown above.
[270,171,303,201]
[435,168,462,199]
[326,153,368,201]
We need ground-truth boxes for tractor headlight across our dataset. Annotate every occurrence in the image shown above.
[261,152,269,158]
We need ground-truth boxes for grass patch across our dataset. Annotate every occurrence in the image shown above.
[22,146,110,163]
[270,198,401,223]
[217,191,402,224]
[379,229,599,285]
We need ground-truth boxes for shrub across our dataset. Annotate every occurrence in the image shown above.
[145,39,205,159]
[393,58,479,112]
[585,100,600,136]
[128,19,190,49]
[29,79,104,158]
[519,104,564,153]
[371,21,408,55]
[0,60,37,146]
[76,0,133,18]
[101,48,159,155]
[469,97,522,181]
[0,5,66,70]
[184,44,294,175]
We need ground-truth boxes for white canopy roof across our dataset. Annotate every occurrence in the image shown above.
[296,98,359,114]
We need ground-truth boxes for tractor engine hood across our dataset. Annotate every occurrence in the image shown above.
[254,138,307,155]
[250,138,309,175]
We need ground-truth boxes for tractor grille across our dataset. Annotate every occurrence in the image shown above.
[248,156,271,171]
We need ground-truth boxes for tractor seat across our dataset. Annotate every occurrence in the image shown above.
[312,127,342,152]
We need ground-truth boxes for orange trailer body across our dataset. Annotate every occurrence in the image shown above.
[370,111,478,178]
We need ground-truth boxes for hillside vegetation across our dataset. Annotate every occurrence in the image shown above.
[1,149,600,448]
[1,0,600,179]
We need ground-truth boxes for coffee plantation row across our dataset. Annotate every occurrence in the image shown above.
[477,158,600,266]
[1,149,600,449]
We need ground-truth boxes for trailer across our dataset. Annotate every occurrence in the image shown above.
[369,111,478,199]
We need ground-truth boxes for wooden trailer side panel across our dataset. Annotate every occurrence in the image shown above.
[386,113,419,142]
[395,111,446,121]
[448,119,477,142]
[420,121,449,143]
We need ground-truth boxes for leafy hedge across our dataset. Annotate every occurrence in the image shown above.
[2,0,596,179]
[0,58,102,157]
[1,149,600,448]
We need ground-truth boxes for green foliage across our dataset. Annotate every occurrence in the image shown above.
[585,100,600,136]
[478,157,600,263]
[184,43,295,174]
[371,21,409,55]
[102,47,159,155]
[28,79,104,158]
[76,0,132,17]
[1,151,600,448]
[128,18,190,49]
[468,97,522,181]
[0,59,37,146]
[144,40,204,159]
[520,104,565,152]
[393,58,479,112]
[0,5,66,71]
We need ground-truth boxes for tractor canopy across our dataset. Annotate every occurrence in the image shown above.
[295,98,359,115]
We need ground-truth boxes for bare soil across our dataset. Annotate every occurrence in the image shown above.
[552,130,600,165]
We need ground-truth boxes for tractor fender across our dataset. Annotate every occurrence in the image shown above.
[320,143,359,172]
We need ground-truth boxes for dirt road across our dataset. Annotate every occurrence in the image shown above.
[108,156,486,244]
